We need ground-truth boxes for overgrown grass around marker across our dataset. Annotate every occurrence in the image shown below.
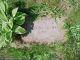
[0,0,80,60]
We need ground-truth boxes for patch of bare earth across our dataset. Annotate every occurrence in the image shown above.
[22,16,67,43]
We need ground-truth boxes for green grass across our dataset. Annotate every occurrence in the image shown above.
[0,43,64,60]
[0,40,79,60]
[7,0,64,17]
[7,0,60,8]
[66,7,80,26]
[64,3,80,60]
[27,3,65,17]
[0,0,80,60]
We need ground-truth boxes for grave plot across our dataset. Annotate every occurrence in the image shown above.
[22,16,66,43]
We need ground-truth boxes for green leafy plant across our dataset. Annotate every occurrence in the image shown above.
[0,0,26,48]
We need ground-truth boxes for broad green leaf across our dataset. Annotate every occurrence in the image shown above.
[6,31,12,42]
[14,13,25,25]
[14,26,26,34]
[4,1,8,12]
[2,21,7,29]
[0,34,7,47]
[12,7,18,17]
[2,21,9,32]
[0,1,5,12]
[0,31,12,48]
[0,9,8,21]
[0,1,27,48]
[8,18,13,29]
[0,19,2,28]
[0,1,8,21]
[0,19,2,23]
[0,39,6,48]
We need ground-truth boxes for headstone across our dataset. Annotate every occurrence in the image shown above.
[22,16,66,43]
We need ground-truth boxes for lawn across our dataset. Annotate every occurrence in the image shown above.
[0,0,80,60]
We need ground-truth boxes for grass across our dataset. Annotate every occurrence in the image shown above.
[0,40,79,60]
[0,43,64,60]
[0,0,80,60]
[7,0,64,17]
